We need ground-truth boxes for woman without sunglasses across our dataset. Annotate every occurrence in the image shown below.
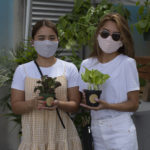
[78,13,139,150]
[11,20,82,150]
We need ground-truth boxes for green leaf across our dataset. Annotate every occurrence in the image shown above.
[139,20,148,29]
[74,0,84,11]
[81,67,110,90]
[136,1,140,6]
[138,6,145,15]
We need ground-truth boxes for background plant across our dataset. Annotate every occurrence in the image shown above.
[0,48,21,130]
[134,0,150,34]
[57,0,130,51]
[0,41,37,111]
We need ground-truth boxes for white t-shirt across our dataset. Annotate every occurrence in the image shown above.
[11,59,79,91]
[78,54,140,120]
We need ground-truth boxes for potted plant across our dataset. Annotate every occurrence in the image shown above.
[34,75,61,107]
[134,0,150,40]
[81,67,110,107]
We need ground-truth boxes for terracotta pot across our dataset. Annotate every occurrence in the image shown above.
[84,89,102,107]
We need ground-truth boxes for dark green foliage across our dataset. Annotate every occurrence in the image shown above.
[72,108,90,137]
[134,0,150,34]
[0,49,17,111]
[57,0,130,50]
[34,75,61,95]
[111,3,131,20]
[62,49,82,70]
[14,41,37,65]
[0,49,21,132]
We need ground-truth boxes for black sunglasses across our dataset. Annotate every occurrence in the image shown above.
[100,29,121,41]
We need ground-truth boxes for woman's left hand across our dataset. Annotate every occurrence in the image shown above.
[38,100,59,110]
[80,98,110,111]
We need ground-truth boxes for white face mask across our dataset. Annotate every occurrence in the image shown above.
[97,35,123,54]
[34,40,58,58]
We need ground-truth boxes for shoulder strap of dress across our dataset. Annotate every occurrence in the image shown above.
[63,65,66,76]
[34,60,66,129]
[22,64,28,76]
[34,60,43,77]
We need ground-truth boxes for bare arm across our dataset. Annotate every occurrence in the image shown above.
[11,88,43,114]
[51,86,81,113]
[81,90,139,112]
[107,91,139,112]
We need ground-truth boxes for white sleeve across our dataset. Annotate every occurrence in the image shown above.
[78,61,88,92]
[11,65,26,91]
[67,63,79,88]
[124,58,140,92]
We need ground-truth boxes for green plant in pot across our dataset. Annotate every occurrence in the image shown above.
[134,0,150,40]
[81,67,110,107]
[34,75,61,107]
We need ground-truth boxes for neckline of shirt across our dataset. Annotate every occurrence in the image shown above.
[34,58,59,69]
[96,54,123,66]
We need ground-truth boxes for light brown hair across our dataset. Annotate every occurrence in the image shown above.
[90,13,134,58]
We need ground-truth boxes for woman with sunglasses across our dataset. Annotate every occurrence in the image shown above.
[78,13,139,150]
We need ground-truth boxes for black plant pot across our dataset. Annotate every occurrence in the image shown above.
[84,89,102,107]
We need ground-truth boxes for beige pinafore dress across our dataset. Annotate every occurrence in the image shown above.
[18,66,82,150]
